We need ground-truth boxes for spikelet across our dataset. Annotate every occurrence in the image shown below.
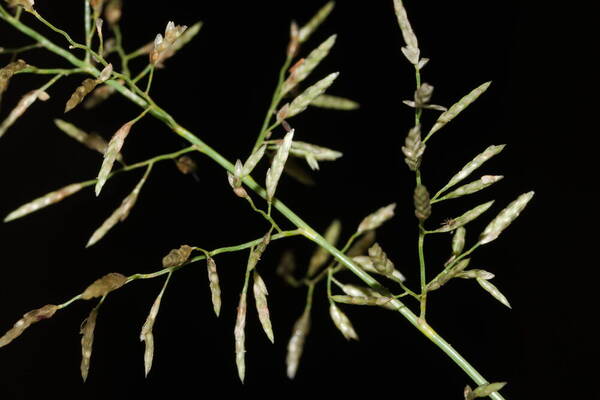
[307,219,341,277]
[367,243,395,275]
[401,125,425,171]
[0,304,57,348]
[83,83,116,109]
[286,309,310,379]
[4,0,34,11]
[87,167,151,246]
[285,141,342,170]
[339,284,395,310]
[479,191,534,245]
[140,274,170,377]
[266,130,294,201]
[247,231,272,272]
[0,89,48,138]
[206,257,221,316]
[282,34,337,95]
[432,201,494,233]
[403,83,447,111]
[162,244,193,268]
[393,0,420,65]
[252,271,274,343]
[54,119,123,162]
[465,382,507,399]
[242,144,266,176]
[81,272,127,299]
[451,227,466,255]
[234,292,247,383]
[456,269,495,280]
[0,59,27,95]
[331,295,392,308]
[152,21,203,67]
[175,155,197,175]
[298,1,335,43]
[282,72,339,119]
[477,278,511,308]
[104,0,121,25]
[357,203,396,234]
[65,64,113,113]
[347,230,376,257]
[438,175,503,201]
[427,259,470,291]
[428,82,492,138]
[413,184,431,222]
[4,182,85,222]
[309,94,359,110]
[329,303,358,340]
[287,21,300,58]
[80,307,99,382]
[95,120,134,196]
[151,21,187,65]
[352,255,405,283]
[443,145,506,191]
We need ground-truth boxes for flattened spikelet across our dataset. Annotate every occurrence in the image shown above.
[393,0,420,64]
[298,1,335,43]
[0,89,45,138]
[284,72,339,118]
[285,140,343,170]
[252,271,274,343]
[0,59,27,94]
[0,304,57,348]
[242,144,266,176]
[466,382,507,399]
[439,175,503,201]
[309,94,359,110]
[368,243,395,275]
[452,227,466,255]
[234,293,247,382]
[151,22,187,65]
[266,130,294,201]
[444,144,506,190]
[479,191,534,245]
[80,307,99,382]
[413,184,431,221]
[427,259,470,291]
[329,303,358,340]
[207,257,221,316]
[54,119,121,160]
[357,203,396,234]
[162,244,193,268]
[65,64,112,113]
[4,182,85,222]
[347,230,376,257]
[81,272,127,299]
[432,201,494,233]
[402,125,425,171]
[477,278,511,308]
[140,274,170,377]
[352,255,405,283]
[307,219,341,277]
[286,309,310,379]
[95,121,134,196]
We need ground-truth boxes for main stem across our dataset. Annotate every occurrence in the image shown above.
[0,9,505,398]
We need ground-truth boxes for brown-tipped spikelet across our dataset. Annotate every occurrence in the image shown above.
[266,130,294,201]
[284,72,339,118]
[307,219,341,277]
[413,184,431,222]
[80,307,99,382]
[309,94,359,110]
[0,59,27,94]
[4,182,86,222]
[95,121,134,196]
[0,89,48,138]
[432,201,494,233]
[234,293,247,383]
[298,1,335,43]
[428,82,492,138]
[367,243,395,276]
[162,245,193,268]
[252,271,274,343]
[465,382,507,399]
[151,22,187,65]
[140,274,170,377]
[207,257,221,317]
[479,191,534,245]
[393,0,420,65]
[0,304,58,348]
[357,203,396,234]
[402,125,425,171]
[286,309,311,379]
[329,303,359,341]
[65,64,113,113]
[175,155,197,174]
[4,0,34,11]
[444,144,506,191]
[82,273,127,299]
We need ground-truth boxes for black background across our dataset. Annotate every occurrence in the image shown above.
[0,1,596,399]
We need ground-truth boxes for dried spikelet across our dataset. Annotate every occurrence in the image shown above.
[266,130,294,201]
[403,83,447,111]
[307,219,341,277]
[151,21,187,65]
[4,182,85,222]
[427,259,470,291]
[0,89,45,138]
[286,141,342,170]
[413,184,431,222]
[402,125,425,171]
[104,0,121,25]
[242,144,266,176]
[428,82,492,138]
[283,72,339,119]
[4,0,34,11]
[368,243,395,276]
[357,203,396,234]
[247,231,272,272]
[175,155,197,175]
[282,34,337,95]
[439,175,504,201]
[153,21,203,67]
[339,284,395,310]
[54,119,119,159]
[83,83,116,109]
[465,382,507,399]
[82,272,127,299]
[456,269,495,280]
[444,145,506,190]
[432,201,494,233]
[329,303,359,341]
[347,230,376,257]
[90,0,105,15]
[234,293,247,383]
[479,191,535,245]
[207,257,221,316]
[477,278,511,308]
[287,21,300,58]
[65,64,113,113]
[252,271,274,343]
[0,304,57,348]
[331,295,392,308]
[352,255,406,283]
[95,121,134,196]
[309,94,359,110]
[286,309,310,379]
[452,226,466,255]
[227,159,248,198]
[140,274,170,377]
[87,167,150,246]
[162,244,193,268]
[298,1,335,43]
[80,307,99,382]
[0,59,27,94]
[393,0,420,65]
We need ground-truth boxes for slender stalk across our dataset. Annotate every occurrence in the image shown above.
[145,66,155,94]
[83,0,91,63]
[112,24,130,77]
[0,42,41,54]
[418,227,427,317]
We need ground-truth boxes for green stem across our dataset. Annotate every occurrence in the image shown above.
[112,24,130,77]
[83,0,91,63]
[0,42,41,54]
[418,226,427,318]
[15,67,85,75]
[145,65,155,94]
[245,196,283,233]
[132,64,152,84]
